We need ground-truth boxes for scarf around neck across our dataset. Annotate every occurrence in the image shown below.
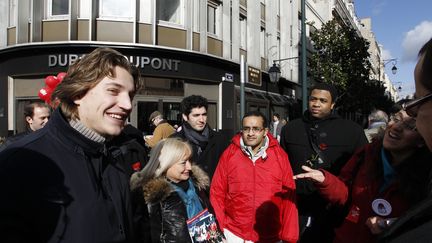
[182,122,210,156]
[170,178,203,219]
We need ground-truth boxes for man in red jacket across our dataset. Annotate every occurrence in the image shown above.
[210,111,298,243]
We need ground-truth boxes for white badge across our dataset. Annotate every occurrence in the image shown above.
[372,198,392,216]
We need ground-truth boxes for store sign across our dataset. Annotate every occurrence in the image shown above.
[224,73,234,82]
[247,66,261,86]
[48,54,181,72]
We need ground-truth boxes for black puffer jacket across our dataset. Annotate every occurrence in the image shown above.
[134,166,213,243]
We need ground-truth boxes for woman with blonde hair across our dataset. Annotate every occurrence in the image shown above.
[131,137,223,243]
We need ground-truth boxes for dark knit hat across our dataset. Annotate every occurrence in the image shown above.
[148,111,162,122]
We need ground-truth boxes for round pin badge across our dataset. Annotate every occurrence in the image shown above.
[372,198,392,216]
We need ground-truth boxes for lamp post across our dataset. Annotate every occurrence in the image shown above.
[301,0,307,112]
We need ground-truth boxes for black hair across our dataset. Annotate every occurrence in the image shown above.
[180,95,208,116]
[310,82,338,103]
[273,113,280,119]
[242,111,268,128]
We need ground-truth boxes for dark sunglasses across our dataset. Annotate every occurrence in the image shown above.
[402,93,432,117]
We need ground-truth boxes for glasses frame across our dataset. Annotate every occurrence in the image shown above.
[403,93,432,117]
[389,114,417,131]
[241,127,265,133]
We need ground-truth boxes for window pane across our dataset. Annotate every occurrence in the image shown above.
[139,0,152,23]
[100,0,133,18]
[240,16,247,48]
[9,0,17,26]
[52,0,69,15]
[193,0,200,31]
[79,0,90,18]
[157,0,184,25]
[207,6,215,34]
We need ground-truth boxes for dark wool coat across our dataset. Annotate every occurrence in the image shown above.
[0,109,134,243]
[171,126,229,181]
[379,198,432,243]
[134,165,214,243]
[280,111,368,242]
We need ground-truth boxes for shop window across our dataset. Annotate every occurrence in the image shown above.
[48,0,69,19]
[99,0,134,20]
[157,0,185,26]
[207,1,221,37]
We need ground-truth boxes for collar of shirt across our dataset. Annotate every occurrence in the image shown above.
[240,135,269,163]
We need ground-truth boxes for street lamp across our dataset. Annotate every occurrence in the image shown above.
[381,58,398,79]
[268,57,299,83]
[268,64,281,83]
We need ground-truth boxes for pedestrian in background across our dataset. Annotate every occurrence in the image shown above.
[269,113,284,142]
[144,110,175,148]
[0,101,51,151]
[364,109,388,143]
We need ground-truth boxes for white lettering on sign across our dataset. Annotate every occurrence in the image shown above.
[48,54,181,71]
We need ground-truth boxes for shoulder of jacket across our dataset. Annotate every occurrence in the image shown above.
[143,177,173,204]
[191,165,210,190]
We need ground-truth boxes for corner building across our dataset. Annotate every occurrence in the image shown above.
[0,0,361,137]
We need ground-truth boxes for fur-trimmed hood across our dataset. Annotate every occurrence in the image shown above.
[141,165,209,204]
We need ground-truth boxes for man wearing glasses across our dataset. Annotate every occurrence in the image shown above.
[380,38,432,242]
[211,111,299,243]
[280,82,368,243]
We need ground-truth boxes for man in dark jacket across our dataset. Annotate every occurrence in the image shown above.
[280,82,368,243]
[171,95,229,180]
[0,101,51,151]
[0,47,142,243]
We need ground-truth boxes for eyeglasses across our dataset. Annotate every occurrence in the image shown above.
[389,114,417,131]
[402,93,432,117]
[242,127,264,133]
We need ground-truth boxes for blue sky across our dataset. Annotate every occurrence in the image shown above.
[355,0,432,99]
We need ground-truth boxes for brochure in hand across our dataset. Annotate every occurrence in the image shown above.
[187,208,224,243]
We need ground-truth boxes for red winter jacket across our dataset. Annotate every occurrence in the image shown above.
[210,133,298,243]
[316,142,411,243]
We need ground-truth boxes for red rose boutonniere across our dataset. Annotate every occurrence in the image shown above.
[319,143,328,151]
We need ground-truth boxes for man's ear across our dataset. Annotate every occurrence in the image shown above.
[25,116,33,124]
[330,102,335,110]
[182,114,188,121]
